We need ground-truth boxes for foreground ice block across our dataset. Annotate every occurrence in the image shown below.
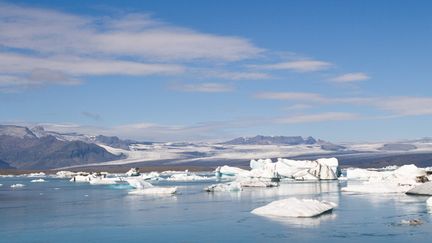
[251,197,337,218]
[406,181,432,196]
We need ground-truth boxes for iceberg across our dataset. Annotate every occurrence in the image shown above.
[238,178,278,187]
[128,187,177,195]
[27,172,46,178]
[126,178,177,195]
[204,182,242,192]
[125,178,154,189]
[427,197,432,207]
[0,184,2,187]
[70,173,93,182]
[406,181,432,196]
[141,171,160,180]
[275,158,338,180]
[166,172,211,182]
[216,166,251,178]
[55,171,76,178]
[89,177,121,185]
[125,168,140,177]
[251,197,337,218]
[341,183,413,193]
[11,184,25,188]
[31,179,46,183]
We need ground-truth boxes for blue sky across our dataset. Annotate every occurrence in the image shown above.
[1,0,432,142]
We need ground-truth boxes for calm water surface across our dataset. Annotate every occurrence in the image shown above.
[1,175,431,242]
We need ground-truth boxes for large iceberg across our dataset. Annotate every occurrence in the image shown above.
[55,171,76,178]
[275,158,338,180]
[342,164,427,194]
[251,197,337,218]
[125,168,140,177]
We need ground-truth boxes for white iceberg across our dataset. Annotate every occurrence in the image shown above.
[125,178,154,189]
[89,177,121,185]
[274,158,338,180]
[141,171,160,180]
[342,164,427,194]
[341,182,413,193]
[126,178,177,195]
[216,166,251,178]
[125,168,140,177]
[204,182,242,192]
[55,171,76,178]
[26,172,46,178]
[166,172,211,182]
[0,184,3,187]
[70,173,92,182]
[427,197,432,207]
[11,183,25,188]
[251,197,337,218]
[406,181,432,196]
[128,187,177,195]
[238,178,278,187]
[31,179,46,183]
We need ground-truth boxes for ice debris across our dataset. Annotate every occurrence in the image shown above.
[251,197,337,218]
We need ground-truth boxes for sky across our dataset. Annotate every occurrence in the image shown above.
[1,0,432,142]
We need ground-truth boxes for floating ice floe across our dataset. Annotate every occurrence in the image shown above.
[427,197,432,207]
[26,172,46,178]
[216,157,340,181]
[0,184,2,187]
[275,158,338,180]
[166,172,211,181]
[238,178,278,188]
[125,168,140,177]
[89,177,122,185]
[31,179,46,183]
[141,171,160,180]
[11,184,25,188]
[128,187,177,195]
[70,173,93,182]
[342,164,427,194]
[55,171,76,178]
[251,197,337,218]
[126,178,177,195]
[204,182,242,192]
[406,181,432,196]
[216,166,250,178]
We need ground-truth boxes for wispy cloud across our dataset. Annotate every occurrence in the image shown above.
[81,111,102,121]
[330,72,370,83]
[275,112,360,124]
[169,82,234,93]
[252,60,333,72]
[0,3,262,62]
[255,91,432,117]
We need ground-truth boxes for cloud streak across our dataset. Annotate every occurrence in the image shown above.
[330,72,370,83]
[169,82,234,93]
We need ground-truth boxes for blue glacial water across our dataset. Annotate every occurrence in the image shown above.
[1,175,432,243]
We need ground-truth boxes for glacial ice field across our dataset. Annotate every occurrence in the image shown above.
[1,172,432,243]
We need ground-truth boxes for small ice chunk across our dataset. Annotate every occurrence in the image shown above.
[89,177,120,185]
[427,197,432,207]
[238,178,278,187]
[251,197,337,218]
[125,168,140,177]
[128,187,177,195]
[27,172,46,178]
[11,184,25,188]
[31,179,46,183]
[125,178,154,189]
[204,182,242,192]
[0,184,3,187]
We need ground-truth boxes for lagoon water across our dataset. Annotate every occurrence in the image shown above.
[1,175,432,242]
